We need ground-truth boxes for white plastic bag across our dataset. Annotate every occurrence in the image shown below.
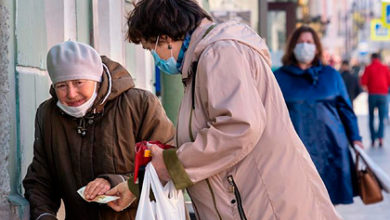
[135,163,186,220]
[354,145,390,193]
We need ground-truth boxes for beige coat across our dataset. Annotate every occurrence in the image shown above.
[163,19,342,220]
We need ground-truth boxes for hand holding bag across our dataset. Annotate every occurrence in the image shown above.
[135,163,186,220]
[354,145,390,193]
[134,141,174,183]
[354,149,383,205]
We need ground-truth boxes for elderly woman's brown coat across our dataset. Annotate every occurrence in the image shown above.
[23,56,175,220]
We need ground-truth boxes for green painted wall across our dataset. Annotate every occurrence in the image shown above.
[203,0,210,10]
[3,0,17,197]
[161,74,184,125]
[2,0,31,218]
[76,0,92,45]
[125,43,137,79]
[15,0,48,69]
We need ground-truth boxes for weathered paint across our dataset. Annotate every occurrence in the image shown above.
[94,0,125,65]
[125,43,137,79]
[0,0,30,218]
[0,1,11,206]
[15,0,48,69]
[76,0,92,44]
[17,67,51,185]
[131,44,154,92]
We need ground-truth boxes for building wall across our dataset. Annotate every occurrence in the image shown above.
[209,0,259,30]
[322,0,347,62]
[0,0,15,219]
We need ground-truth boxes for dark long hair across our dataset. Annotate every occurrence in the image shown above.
[282,26,324,65]
[127,0,212,44]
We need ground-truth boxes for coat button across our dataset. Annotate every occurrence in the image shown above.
[231,199,236,204]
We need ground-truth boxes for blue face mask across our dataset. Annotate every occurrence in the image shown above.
[151,36,180,75]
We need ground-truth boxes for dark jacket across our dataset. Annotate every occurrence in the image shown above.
[274,63,361,205]
[23,56,175,220]
[341,70,362,101]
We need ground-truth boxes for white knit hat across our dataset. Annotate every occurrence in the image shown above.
[47,41,103,84]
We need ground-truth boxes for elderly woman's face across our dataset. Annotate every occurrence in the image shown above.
[54,80,96,107]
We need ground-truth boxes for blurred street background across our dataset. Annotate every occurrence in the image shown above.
[1,0,390,219]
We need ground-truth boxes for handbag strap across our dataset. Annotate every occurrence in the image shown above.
[191,24,217,110]
[188,24,217,142]
[353,146,368,171]
[355,149,360,171]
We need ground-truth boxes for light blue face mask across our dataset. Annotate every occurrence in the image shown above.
[151,36,180,75]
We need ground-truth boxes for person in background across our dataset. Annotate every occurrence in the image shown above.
[23,41,174,220]
[360,53,390,147]
[274,26,364,205]
[340,60,362,107]
[350,58,362,77]
[106,1,342,219]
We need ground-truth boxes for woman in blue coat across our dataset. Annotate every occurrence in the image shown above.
[274,26,364,205]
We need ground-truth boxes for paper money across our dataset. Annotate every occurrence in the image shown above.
[77,186,119,204]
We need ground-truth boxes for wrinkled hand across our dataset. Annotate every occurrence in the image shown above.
[353,140,364,149]
[84,178,110,200]
[106,181,136,212]
[150,144,171,184]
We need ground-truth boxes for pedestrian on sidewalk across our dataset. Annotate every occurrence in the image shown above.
[274,26,363,205]
[360,53,390,147]
[106,1,341,219]
[340,60,362,107]
[23,41,175,220]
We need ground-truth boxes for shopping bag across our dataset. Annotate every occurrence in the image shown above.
[354,145,390,193]
[135,163,185,220]
[134,141,174,183]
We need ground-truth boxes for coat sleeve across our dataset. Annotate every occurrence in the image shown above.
[335,71,362,143]
[23,107,60,220]
[126,91,175,196]
[137,91,175,144]
[163,42,266,189]
[97,173,129,187]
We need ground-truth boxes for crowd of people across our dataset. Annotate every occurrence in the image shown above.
[22,0,390,219]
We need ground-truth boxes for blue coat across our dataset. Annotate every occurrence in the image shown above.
[274,63,361,205]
